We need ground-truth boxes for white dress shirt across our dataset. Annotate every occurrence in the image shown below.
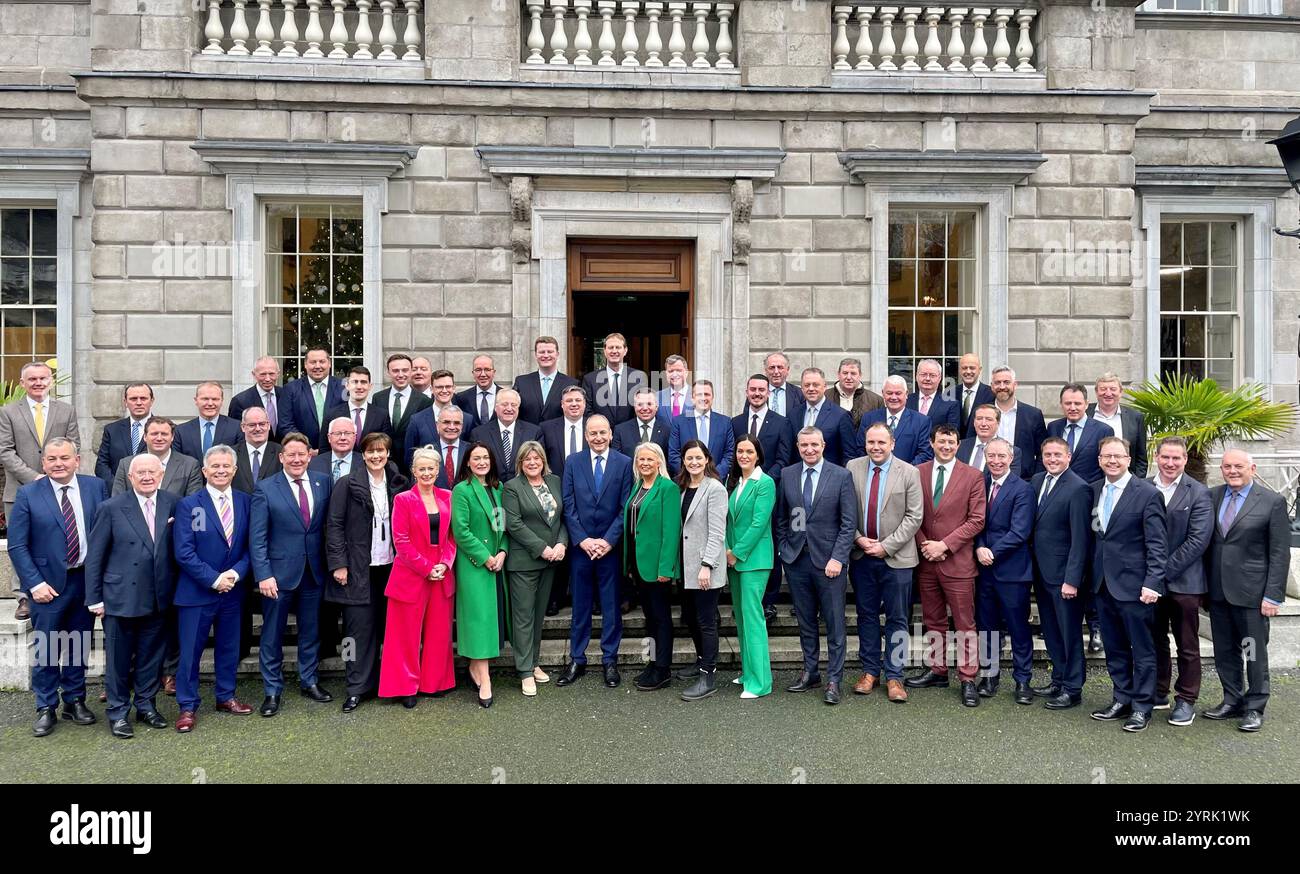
[1097,471,1132,532]
[284,470,315,516]
[745,406,769,434]
[803,401,824,429]
[591,449,609,476]
[968,439,991,472]
[243,440,269,474]
[1155,472,1182,506]
[369,474,393,566]
[769,383,788,417]
[1092,405,1123,438]
[565,418,586,455]
[995,403,1019,444]
[734,465,764,499]
[931,459,955,496]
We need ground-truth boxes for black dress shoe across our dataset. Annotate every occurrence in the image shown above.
[674,662,703,680]
[136,710,167,729]
[402,695,418,709]
[342,695,362,713]
[823,682,841,705]
[763,605,777,622]
[1014,681,1034,705]
[109,718,134,739]
[1088,627,1102,654]
[555,663,586,687]
[545,603,559,617]
[1238,710,1263,732]
[961,682,979,707]
[603,664,621,688]
[300,684,333,703]
[786,671,821,693]
[905,670,950,689]
[634,667,671,691]
[1090,700,1133,721]
[1203,700,1245,720]
[1031,682,1062,698]
[1122,711,1150,732]
[33,706,57,737]
[61,700,96,725]
[1044,691,1082,710]
[977,677,999,698]
[260,695,281,717]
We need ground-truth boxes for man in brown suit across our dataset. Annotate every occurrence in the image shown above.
[824,357,883,430]
[905,423,987,706]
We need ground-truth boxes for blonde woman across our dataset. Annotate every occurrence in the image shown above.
[623,442,681,691]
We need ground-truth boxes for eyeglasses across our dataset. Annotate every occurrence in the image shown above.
[1099,453,1129,461]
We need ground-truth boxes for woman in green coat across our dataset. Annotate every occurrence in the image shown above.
[451,442,509,708]
[622,442,681,692]
[725,434,776,698]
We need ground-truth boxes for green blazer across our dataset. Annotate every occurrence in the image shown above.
[502,474,568,572]
[727,472,776,572]
[451,478,510,657]
[623,476,681,583]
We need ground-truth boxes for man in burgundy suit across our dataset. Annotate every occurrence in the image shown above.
[905,424,988,707]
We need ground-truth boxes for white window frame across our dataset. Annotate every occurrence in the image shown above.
[1139,195,1274,391]
[1153,216,1243,386]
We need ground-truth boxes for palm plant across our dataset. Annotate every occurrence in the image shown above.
[1125,374,1299,483]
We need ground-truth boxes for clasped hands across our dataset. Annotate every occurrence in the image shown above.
[920,539,949,562]
[579,537,611,560]
[540,544,568,562]
[854,536,886,559]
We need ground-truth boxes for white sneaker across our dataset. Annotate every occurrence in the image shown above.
[522,677,537,697]
[740,690,759,699]
[732,676,742,685]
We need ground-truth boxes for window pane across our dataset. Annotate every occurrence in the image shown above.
[888,214,916,258]
[888,310,913,357]
[1182,266,1208,312]
[1160,358,1180,381]
[1159,270,1181,311]
[1,210,29,256]
[298,307,332,352]
[888,260,915,306]
[1209,267,1235,312]
[271,255,297,304]
[334,311,363,358]
[1159,317,1179,358]
[918,213,946,258]
[1159,222,1182,265]
[1179,314,1206,359]
[267,204,295,253]
[299,255,330,305]
[333,206,363,255]
[30,210,56,257]
[3,309,33,354]
[34,308,56,355]
[1184,222,1209,265]
[1207,314,1234,360]
[1,259,29,305]
[298,208,331,253]
[31,259,56,306]
[917,260,945,308]
[914,309,943,356]
[949,258,977,308]
[1210,222,1235,266]
[1181,359,1205,380]
[950,212,977,259]
[334,256,363,304]
[1206,358,1233,385]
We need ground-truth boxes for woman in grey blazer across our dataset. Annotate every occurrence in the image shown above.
[501,440,568,697]
[674,439,730,702]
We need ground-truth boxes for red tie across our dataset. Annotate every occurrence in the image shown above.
[294,478,311,528]
[444,444,455,482]
[866,465,881,540]
[990,482,1001,505]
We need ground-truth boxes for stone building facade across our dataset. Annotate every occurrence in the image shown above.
[1,0,1298,452]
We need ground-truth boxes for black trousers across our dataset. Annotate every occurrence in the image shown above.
[161,605,180,677]
[104,612,166,722]
[239,585,259,657]
[1096,583,1157,714]
[638,580,673,669]
[319,595,344,661]
[682,587,721,672]
[339,564,390,697]
[1208,598,1271,712]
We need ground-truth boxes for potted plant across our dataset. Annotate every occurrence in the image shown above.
[1125,374,1299,484]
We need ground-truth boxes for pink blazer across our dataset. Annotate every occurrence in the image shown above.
[387,486,457,604]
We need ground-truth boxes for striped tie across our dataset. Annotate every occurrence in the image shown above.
[219,494,234,545]
[60,486,79,567]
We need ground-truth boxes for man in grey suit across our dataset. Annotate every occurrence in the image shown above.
[0,360,80,620]
[112,418,204,499]
[776,425,858,705]
[1203,449,1290,732]
[846,422,923,702]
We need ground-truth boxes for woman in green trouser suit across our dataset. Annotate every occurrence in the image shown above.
[622,443,681,692]
[452,442,509,708]
[725,434,776,698]
[501,440,568,698]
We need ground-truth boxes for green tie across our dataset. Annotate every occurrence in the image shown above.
[313,381,326,426]
[392,391,403,425]
[933,464,946,509]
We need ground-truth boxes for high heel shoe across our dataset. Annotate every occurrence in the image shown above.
[401,695,417,709]
[477,693,493,709]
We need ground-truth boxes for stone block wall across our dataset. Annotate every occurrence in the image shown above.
[0,0,91,87]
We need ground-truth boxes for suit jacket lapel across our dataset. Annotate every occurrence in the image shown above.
[19,401,38,443]
[122,494,154,546]
[275,475,308,531]
[1230,487,1266,532]
[684,479,705,523]
[1035,475,1059,519]
[1102,480,1139,537]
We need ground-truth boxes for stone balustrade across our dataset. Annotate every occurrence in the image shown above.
[831,5,1038,74]
[522,1,737,70]
[198,0,423,61]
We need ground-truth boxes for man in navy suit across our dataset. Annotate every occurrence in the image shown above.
[228,356,287,443]
[94,382,153,485]
[731,374,792,478]
[173,381,242,462]
[309,417,362,481]
[1029,437,1093,710]
[557,415,633,689]
[908,358,961,433]
[454,354,506,427]
[788,367,859,467]
[7,439,108,737]
[859,376,933,466]
[668,380,736,480]
[581,333,648,427]
[1046,382,1113,483]
[404,374,476,472]
[404,405,467,489]
[249,432,334,717]
[515,336,580,426]
[277,346,346,450]
[470,388,542,481]
[973,438,1036,704]
[172,444,255,732]
[319,365,392,453]
[958,404,1024,477]
[956,353,996,439]
[1149,436,1213,726]
[371,353,432,452]
[613,388,670,457]
[656,354,693,421]
[991,365,1046,480]
[84,454,178,738]
[1088,435,1167,732]
[765,352,798,420]
[539,385,589,478]
[776,426,858,705]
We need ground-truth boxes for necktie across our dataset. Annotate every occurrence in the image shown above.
[972,442,984,470]
[866,465,881,540]
[265,392,277,430]
[1100,483,1116,532]
[920,395,932,415]
[131,420,142,453]
[33,403,45,445]
[568,424,578,456]
[802,467,816,514]
[444,444,455,482]
[541,375,552,403]
[990,481,1001,505]
[251,448,261,481]
[202,420,214,453]
[641,422,650,444]
[593,454,604,494]
[353,406,363,433]
[963,388,973,421]
[698,415,708,446]
[805,406,817,428]
[1039,474,1054,506]
[332,459,344,482]
[888,414,898,434]
[391,391,403,425]
[144,497,156,543]
[313,381,325,426]
[61,486,79,566]
[294,478,311,527]
[750,412,759,436]
[611,372,620,406]
[772,386,782,415]
[1221,489,1241,535]
[933,464,946,508]
[673,392,682,417]
[501,427,512,474]
[480,390,490,423]
[1067,423,1078,452]
[218,494,233,545]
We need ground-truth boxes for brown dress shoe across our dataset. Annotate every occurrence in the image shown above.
[98,690,107,703]
[215,698,253,715]
[162,675,177,696]
[887,680,908,702]
[853,674,878,695]
[175,711,196,733]
[14,598,30,621]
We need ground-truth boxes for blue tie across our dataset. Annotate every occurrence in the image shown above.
[333,459,344,482]
[541,375,552,403]
[803,466,816,514]
[1100,483,1116,531]
[1067,423,1078,452]
[202,421,214,453]
[698,415,708,446]
[131,420,142,453]
[593,454,604,494]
